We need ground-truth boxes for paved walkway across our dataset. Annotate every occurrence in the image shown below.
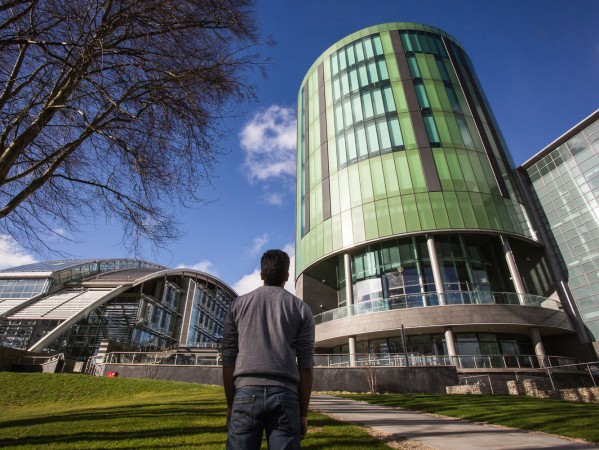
[310,394,599,450]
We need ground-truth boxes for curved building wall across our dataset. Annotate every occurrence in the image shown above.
[296,23,537,276]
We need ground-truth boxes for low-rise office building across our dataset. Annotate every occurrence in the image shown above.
[0,259,236,360]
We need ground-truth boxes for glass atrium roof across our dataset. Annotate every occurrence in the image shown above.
[0,260,97,273]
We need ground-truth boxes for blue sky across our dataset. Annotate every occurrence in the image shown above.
[1,0,598,294]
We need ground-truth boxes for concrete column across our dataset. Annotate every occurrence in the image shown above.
[348,336,356,367]
[444,327,460,368]
[500,236,526,305]
[530,327,547,368]
[427,235,446,305]
[344,253,356,366]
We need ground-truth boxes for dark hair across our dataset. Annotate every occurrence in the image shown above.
[260,249,290,286]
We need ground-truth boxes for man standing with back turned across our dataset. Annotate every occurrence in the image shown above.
[221,249,315,449]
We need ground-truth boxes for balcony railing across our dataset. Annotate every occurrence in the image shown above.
[101,351,578,371]
[314,353,578,369]
[315,291,560,324]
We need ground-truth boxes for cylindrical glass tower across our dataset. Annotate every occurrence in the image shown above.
[295,23,575,367]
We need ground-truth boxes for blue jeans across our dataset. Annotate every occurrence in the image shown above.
[227,386,301,450]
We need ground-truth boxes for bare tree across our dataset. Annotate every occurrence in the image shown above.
[0,0,262,253]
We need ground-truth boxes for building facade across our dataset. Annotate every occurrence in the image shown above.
[520,110,599,357]
[295,23,583,369]
[0,259,236,360]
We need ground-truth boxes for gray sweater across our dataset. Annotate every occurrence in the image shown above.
[221,286,315,392]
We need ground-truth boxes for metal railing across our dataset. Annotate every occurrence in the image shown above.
[17,353,64,366]
[315,291,561,324]
[103,351,220,366]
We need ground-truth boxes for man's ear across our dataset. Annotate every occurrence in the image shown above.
[260,271,265,280]
[284,271,290,282]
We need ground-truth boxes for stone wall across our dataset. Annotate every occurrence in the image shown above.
[446,384,485,395]
[99,364,458,394]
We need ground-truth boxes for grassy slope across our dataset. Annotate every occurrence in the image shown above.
[338,393,599,443]
[0,373,389,449]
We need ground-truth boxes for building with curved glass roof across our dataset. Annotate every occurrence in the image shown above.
[295,23,589,369]
[0,258,237,360]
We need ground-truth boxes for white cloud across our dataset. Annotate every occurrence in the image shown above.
[0,235,37,270]
[176,260,218,277]
[232,242,296,296]
[232,268,262,295]
[262,192,285,206]
[239,105,297,183]
[249,234,269,257]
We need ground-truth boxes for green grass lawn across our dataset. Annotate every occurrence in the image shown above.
[0,373,390,449]
[338,392,599,443]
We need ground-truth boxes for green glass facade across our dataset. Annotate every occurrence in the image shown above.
[296,23,581,367]
[296,23,536,276]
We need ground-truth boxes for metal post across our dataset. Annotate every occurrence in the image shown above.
[401,324,413,399]
[587,364,597,387]
[426,235,445,305]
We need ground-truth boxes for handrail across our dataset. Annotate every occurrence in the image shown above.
[315,291,561,324]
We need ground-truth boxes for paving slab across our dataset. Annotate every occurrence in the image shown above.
[310,394,599,450]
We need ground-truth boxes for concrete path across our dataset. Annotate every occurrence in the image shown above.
[310,394,599,450]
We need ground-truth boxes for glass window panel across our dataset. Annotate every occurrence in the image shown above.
[362,91,374,119]
[425,80,441,109]
[334,104,344,132]
[337,134,347,167]
[352,95,363,122]
[351,206,366,243]
[446,86,461,113]
[456,116,474,149]
[366,121,379,154]
[377,119,392,152]
[433,149,454,190]
[349,69,359,93]
[377,60,389,81]
[470,192,491,228]
[388,117,403,147]
[410,33,422,52]
[373,35,383,55]
[423,113,440,145]
[355,41,364,62]
[347,45,355,66]
[368,62,379,83]
[331,214,343,250]
[407,55,421,78]
[363,202,379,240]
[400,32,412,52]
[456,192,477,227]
[348,164,361,207]
[356,125,368,159]
[382,153,399,196]
[346,129,357,162]
[338,168,351,211]
[372,88,385,115]
[468,150,491,193]
[375,199,392,236]
[416,193,436,229]
[415,82,430,108]
[359,161,374,202]
[343,98,353,128]
[457,149,479,192]
[395,151,413,193]
[370,157,386,200]
[338,50,347,71]
[388,196,408,233]
[358,65,369,87]
[399,113,416,148]
[330,172,340,216]
[341,210,354,247]
[436,58,449,81]
[429,192,450,228]
[407,150,427,192]
[340,72,349,96]
[383,86,396,112]
[403,194,422,231]
[333,78,341,101]
[445,149,466,190]
[443,192,465,228]
[331,53,338,76]
[364,38,374,59]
